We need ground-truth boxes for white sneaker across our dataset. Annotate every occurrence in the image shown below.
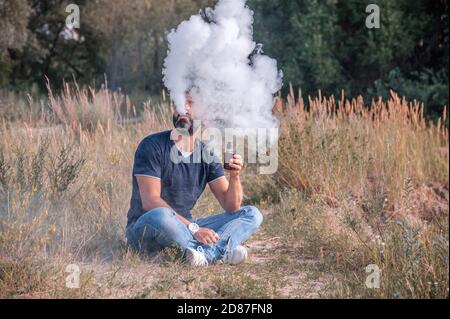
[184,247,208,267]
[223,245,248,265]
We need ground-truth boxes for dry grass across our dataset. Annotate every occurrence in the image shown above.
[268,86,449,298]
[0,82,448,298]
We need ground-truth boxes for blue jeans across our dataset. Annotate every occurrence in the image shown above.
[126,205,263,263]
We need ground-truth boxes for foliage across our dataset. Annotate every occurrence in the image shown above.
[250,0,449,112]
[1,0,448,113]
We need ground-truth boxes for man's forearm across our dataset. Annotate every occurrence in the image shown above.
[224,175,243,213]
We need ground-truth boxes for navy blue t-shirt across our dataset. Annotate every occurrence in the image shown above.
[126,130,225,226]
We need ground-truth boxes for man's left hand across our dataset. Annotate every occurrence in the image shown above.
[225,154,243,177]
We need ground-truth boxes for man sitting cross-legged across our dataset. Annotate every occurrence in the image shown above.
[125,95,263,266]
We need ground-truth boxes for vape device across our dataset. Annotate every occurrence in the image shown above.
[224,142,236,170]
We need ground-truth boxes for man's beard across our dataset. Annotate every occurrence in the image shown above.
[173,113,194,135]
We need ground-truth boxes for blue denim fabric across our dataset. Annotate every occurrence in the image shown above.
[126,205,263,263]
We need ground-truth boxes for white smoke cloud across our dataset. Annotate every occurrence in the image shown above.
[162,0,283,146]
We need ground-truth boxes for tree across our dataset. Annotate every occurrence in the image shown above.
[249,0,449,112]
[84,0,214,94]
[288,0,347,94]
[6,0,103,91]
[0,0,33,86]
[1,0,448,114]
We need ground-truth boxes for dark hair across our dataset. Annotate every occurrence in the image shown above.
[184,85,200,96]
[199,7,215,24]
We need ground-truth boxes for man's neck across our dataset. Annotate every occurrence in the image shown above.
[172,130,198,152]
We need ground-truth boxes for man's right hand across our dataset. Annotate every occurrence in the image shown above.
[194,227,220,244]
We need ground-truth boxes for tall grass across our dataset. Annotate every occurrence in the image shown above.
[0,83,174,297]
[0,82,448,298]
[275,87,448,201]
[265,86,449,298]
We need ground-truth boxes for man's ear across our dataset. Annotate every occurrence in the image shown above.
[172,112,179,128]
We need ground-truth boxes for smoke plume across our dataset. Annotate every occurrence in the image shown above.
[162,0,283,145]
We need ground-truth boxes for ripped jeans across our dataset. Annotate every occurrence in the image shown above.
[125,205,263,263]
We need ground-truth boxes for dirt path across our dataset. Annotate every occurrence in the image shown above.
[73,208,331,298]
[246,230,330,298]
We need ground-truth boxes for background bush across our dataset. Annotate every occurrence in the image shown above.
[0,0,448,116]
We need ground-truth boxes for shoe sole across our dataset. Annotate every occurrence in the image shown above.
[185,249,208,267]
[226,247,248,265]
